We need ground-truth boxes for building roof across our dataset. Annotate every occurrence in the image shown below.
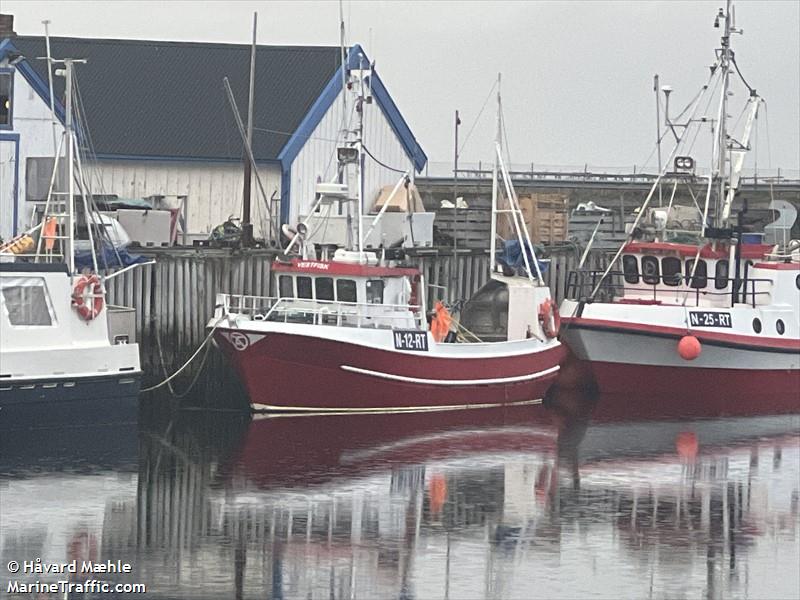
[3,36,425,169]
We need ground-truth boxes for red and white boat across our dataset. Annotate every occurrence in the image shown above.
[211,74,563,412]
[560,2,799,410]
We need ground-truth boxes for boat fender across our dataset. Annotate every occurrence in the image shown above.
[538,298,560,338]
[72,274,104,321]
[677,335,702,360]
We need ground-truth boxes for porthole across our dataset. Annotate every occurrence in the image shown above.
[796,274,800,290]
[752,318,762,333]
[776,319,785,335]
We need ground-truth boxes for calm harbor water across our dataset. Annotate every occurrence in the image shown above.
[1,384,798,600]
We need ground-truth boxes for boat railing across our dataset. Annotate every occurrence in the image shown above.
[565,270,773,308]
[219,293,425,330]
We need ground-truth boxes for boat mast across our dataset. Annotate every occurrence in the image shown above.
[241,12,257,247]
[355,53,365,258]
[715,0,733,228]
[489,74,500,273]
[65,60,76,275]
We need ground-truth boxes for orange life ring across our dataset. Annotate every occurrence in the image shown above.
[538,298,560,339]
[72,274,104,321]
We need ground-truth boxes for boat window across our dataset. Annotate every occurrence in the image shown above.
[641,256,660,285]
[296,276,312,299]
[366,279,385,304]
[715,260,729,289]
[278,275,294,298]
[315,277,334,301]
[336,279,357,303]
[1,277,54,326]
[684,259,708,289]
[622,255,639,284]
[662,257,682,286]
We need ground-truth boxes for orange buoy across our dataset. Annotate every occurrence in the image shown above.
[677,335,701,360]
[676,431,699,461]
[428,473,447,515]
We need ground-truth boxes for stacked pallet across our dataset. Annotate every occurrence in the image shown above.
[497,193,568,244]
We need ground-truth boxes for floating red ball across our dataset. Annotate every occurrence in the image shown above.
[678,335,702,360]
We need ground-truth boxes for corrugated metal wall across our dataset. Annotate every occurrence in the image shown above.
[87,160,281,239]
[288,88,413,227]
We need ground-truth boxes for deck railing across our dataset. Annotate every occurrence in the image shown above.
[565,270,773,308]
[219,294,426,330]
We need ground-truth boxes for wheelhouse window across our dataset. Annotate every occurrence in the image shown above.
[622,255,639,284]
[366,279,384,304]
[315,277,334,301]
[641,256,660,285]
[715,260,729,289]
[685,259,708,289]
[1,278,54,326]
[662,257,682,286]
[296,276,312,299]
[0,71,12,128]
[278,275,294,298]
[336,279,357,303]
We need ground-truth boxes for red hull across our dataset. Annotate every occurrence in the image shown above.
[588,361,800,419]
[215,330,564,410]
[230,408,558,489]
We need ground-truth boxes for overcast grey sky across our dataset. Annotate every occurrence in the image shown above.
[5,0,799,173]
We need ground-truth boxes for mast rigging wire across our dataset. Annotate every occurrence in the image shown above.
[457,80,498,157]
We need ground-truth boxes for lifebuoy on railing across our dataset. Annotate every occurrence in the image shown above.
[538,298,560,338]
[72,274,104,321]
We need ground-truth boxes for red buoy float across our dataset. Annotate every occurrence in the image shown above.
[677,335,701,360]
[72,274,104,321]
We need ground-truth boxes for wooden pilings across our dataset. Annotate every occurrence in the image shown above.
[106,248,273,374]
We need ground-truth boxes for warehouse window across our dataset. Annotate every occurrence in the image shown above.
[0,70,12,128]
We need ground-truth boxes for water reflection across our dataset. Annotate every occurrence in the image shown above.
[0,399,798,599]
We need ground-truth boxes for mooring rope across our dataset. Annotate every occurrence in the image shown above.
[141,316,225,395]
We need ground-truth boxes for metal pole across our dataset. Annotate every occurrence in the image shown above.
[42,20,58,154]
[65,61,75,275]
[489,75,500,276]
[452,109,460,265]
[241,12,257,246]
[654,74,662,207]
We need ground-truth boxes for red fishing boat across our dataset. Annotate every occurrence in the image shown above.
[559,2,799,411]
[211,72,563,412]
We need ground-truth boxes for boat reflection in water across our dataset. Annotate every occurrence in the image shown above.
[1,395,797,599]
